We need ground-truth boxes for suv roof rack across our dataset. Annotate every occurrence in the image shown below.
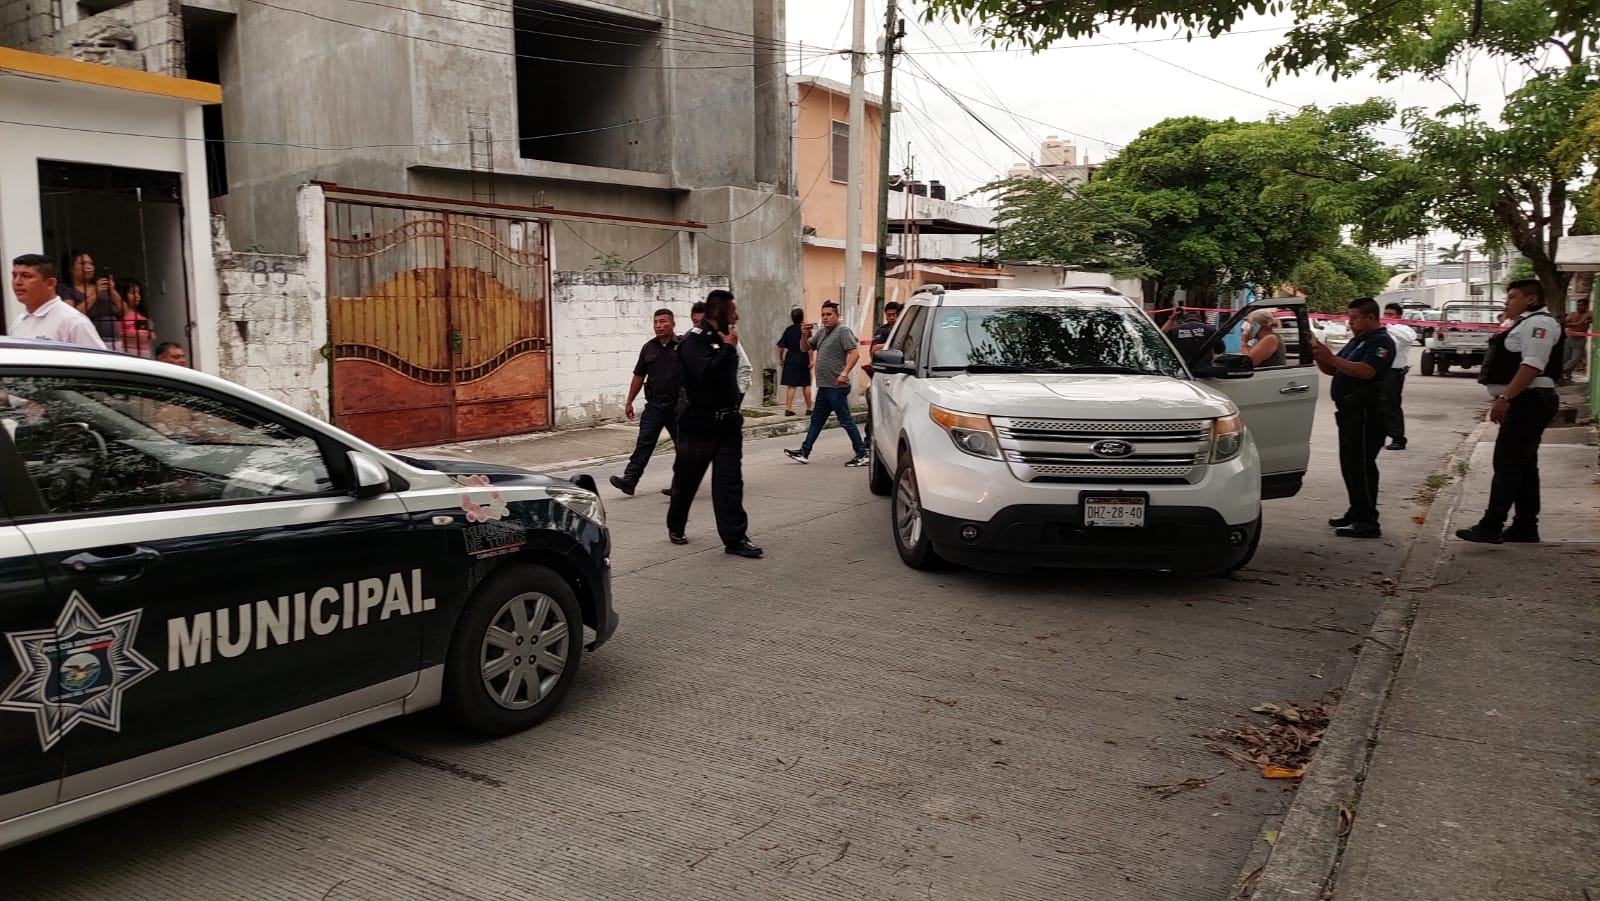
[913,283,945,296]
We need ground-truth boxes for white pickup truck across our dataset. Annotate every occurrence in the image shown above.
[866,286,1319,576]
[1419,301,1502,375]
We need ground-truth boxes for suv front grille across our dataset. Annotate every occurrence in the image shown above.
[991,417,1212,483]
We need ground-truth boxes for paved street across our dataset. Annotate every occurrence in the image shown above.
[6,374,1490,901]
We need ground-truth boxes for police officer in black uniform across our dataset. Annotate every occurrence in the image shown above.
[667,289,762,558]
[1314,297,1396,538]
[1165,307,1219,368]
[611,308,682,497]
[1456,278,1566,544]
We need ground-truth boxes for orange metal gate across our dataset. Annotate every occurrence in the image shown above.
[325,193,552,448]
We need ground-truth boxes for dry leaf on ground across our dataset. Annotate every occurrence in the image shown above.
[1207,700,1334,780]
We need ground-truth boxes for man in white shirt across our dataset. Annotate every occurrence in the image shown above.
[8,253,107,349]
[1382,302,1418,451]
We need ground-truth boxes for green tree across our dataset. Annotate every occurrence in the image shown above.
[1291,244,1389,313]
[982,176,1151,277]
[922,0,1600,311]
[1081,115,1345,304]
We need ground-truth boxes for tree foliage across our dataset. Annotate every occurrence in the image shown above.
[981,176,1151,277]
[1291,244,1389,313]
[922,0,1600,311]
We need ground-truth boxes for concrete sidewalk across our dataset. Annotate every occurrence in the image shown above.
[1248,416,1600,900]
[408,400,865,472]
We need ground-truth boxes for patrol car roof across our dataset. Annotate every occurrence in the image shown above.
[909,287,1140,308]
[0,339,280,410]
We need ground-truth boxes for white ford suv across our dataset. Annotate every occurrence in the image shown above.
[866,286,1319,576]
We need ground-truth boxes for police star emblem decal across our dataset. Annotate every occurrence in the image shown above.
[1,592,158,751]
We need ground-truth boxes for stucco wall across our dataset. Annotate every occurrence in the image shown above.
[551,270,730,428]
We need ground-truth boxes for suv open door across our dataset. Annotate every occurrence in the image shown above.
[1186,301,1320,499]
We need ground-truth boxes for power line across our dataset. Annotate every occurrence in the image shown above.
[240,0,833,70]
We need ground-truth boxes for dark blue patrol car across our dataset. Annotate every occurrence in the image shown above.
[0,339,616,849]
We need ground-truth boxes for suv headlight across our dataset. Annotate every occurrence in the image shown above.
[549,487,606,526]
[1209,414,1246,463]
[930,406,1002,460]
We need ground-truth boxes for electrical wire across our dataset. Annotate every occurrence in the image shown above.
[240,0,833,70]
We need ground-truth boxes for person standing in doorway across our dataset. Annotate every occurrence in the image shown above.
[1382,302,1418,451]
[611,308,683,497]
[667,289,761,558]
[784,301,869,467]
[1456,279,1565,544]
[1562,297,1590,380]
[777,307,813,416]
[8,254,106,349]
[117,277,156,358]
[57,250,124,350]
[1314,298,1396,538]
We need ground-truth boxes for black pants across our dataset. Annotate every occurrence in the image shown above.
[667,412,748,546]
[1382,367,1408,443]
[1335,400,1386,523]
[1481,388,1560,530]
[621,398,678,485]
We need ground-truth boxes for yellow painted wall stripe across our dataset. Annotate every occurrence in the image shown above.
[0,47,222,105]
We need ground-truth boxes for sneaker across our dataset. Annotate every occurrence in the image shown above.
[608,475,636,496]
[1455,525,1503,544]
[783,449,810,464]
[845,452,870,467]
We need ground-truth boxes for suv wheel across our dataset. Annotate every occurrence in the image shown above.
[892,453,944,569]
[443,564,583,735]
[868,439,892,496]
[1419,351,1435,376]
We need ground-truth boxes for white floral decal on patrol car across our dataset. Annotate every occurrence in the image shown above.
[450,474,509,523]
[1,592,158,751]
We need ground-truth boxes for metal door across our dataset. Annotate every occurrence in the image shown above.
[326,196,552,448]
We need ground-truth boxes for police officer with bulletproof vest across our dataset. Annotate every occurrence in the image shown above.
[1455,278,1566,544]
[667,289,763,558]
[1313,297,1397,539]
[1164,307,1219,368]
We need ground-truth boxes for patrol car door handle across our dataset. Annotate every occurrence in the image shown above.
[1279,383,1312,395]
[62,546,162,576]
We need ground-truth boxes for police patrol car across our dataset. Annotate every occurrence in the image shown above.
[0,339,617,849]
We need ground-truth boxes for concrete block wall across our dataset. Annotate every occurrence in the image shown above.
[210,189,331,420]
[551,270,730,428]
[0,0,53,49]
[22,0,183,75]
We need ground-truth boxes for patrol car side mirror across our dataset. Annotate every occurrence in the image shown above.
[347,450,390,499]
[873,349,911,375]
[1197,353,1255,379]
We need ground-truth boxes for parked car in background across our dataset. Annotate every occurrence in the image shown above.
[1420,302,1502,375]
[1403,308,1443,345]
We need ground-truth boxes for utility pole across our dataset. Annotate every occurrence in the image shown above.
[843,0,867,335]
[871,2,903,338]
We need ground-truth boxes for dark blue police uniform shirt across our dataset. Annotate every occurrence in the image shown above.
[1330,328,1397,403]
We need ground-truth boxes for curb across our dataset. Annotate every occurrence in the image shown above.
[1232,420,1494,900]
[553,411,867,476]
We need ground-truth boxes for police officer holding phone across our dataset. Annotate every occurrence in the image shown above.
[1313,297,1396,539]
[667,289,762,558]
[1456,279,1565,544]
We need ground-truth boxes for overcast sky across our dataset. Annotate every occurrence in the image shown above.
[787,2,1525,264]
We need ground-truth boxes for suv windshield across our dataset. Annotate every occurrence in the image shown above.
[926,304,1185,377]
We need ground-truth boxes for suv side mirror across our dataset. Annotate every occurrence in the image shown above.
[347,450,390,499]
[1196,353,1255,380]
[872,349,912,375]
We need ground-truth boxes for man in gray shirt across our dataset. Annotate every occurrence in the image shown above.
[784,301,869,466]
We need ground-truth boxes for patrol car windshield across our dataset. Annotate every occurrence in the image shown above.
[926,305,1185,377]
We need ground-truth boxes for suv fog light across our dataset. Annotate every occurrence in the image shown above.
[960,524,981,542]
[1228,529,1246,547]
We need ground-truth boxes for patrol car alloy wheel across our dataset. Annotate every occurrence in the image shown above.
[443,564,583,735]
[891,453,943,570]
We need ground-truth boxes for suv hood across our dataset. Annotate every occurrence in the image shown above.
[923,373,1234,420]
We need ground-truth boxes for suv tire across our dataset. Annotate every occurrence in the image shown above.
[1419,351,1435,376]
[892,452,944,570]
[443,563,583,735]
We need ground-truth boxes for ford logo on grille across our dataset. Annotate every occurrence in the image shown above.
[1091,440,1135,458]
